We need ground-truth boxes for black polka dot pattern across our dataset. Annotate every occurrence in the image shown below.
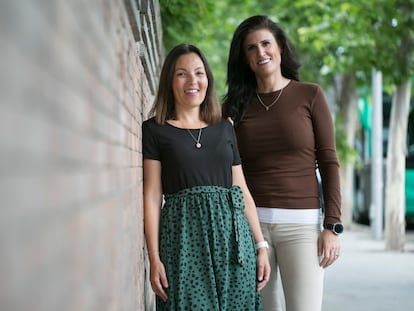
[158,186,262,310]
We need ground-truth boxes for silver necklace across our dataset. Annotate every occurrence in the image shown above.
[256,87,284,111]
[186,128,202,149]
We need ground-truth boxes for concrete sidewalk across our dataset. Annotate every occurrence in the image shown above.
[322,224,414,311]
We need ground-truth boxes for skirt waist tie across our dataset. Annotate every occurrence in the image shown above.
[228,185,247,266]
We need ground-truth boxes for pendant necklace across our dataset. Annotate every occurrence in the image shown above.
[187,127,202,149]
[256,87,284,111]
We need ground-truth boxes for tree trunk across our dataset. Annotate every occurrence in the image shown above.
[385,78,412,251]
[338,73,359,229]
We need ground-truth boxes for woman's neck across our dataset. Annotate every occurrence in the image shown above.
[168,109,206,128]
[256,75,290,93]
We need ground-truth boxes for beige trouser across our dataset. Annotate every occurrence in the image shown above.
[260,223,324,311]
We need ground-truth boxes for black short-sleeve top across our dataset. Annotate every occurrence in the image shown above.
[142,118,241,194]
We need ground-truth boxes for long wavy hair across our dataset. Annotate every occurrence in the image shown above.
[149,44,221,124]
[222,15,301,125]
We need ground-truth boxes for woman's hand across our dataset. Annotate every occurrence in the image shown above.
[149,256,169,301]
[318,229,341,268]
[256,248,271,291]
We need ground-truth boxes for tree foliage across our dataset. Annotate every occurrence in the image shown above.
[160,0,413,88]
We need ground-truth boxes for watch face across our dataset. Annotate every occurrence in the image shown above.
[334,224,344,234]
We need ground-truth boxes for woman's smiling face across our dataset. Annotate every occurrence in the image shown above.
[243,28,282,78]
[172,52,208,109]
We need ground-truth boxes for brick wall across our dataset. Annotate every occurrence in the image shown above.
[0,1,162,310]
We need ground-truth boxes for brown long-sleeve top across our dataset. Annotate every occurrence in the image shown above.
[235,80,341,226]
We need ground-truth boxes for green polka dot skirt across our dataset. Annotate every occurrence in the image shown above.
[158,185,262,310]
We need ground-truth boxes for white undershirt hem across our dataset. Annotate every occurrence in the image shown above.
[257,207,322,224]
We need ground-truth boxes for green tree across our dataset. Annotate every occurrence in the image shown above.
[376,0,414,251]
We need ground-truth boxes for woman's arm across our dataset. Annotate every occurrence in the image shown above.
[143,159,168,301]
[311,86,342,268]
[232,164,270,291]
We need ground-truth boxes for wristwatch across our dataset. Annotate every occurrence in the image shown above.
[325,223,344,235]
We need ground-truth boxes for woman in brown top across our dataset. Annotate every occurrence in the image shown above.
[222,16,342,311]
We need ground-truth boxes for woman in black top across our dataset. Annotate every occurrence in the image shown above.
[142,44,270,310]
